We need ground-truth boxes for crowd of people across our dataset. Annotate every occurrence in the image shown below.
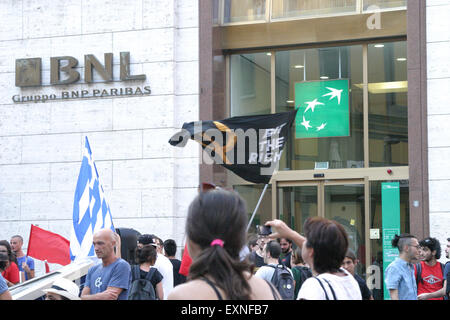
[0,188,449,301]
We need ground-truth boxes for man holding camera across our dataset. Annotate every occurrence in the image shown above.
[248,226,271,271]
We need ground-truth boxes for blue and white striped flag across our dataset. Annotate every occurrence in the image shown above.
[70,136,115,261]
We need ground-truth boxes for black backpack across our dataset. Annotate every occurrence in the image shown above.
[269,264,295,300]
[127,265,157,300]
[294,266,313,289]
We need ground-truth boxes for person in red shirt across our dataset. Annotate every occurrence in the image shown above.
[415,237,446,300]
[0,241,19,287]
[0,242,19,287]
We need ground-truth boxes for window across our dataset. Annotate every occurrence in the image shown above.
[275,45,364,170]
[229,41,408,170]
[368,41,408,167]
[218,0,407,25]
[363,0,406,11]
[230,52,271,117]
[272,0,358,19]
[223,0,267,24]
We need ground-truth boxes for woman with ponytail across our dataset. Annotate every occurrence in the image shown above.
[168,189,280,300]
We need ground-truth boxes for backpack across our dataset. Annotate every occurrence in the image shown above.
[127,265,157,300]
[293,266,313,289]
[269,264,295,300]
[415,261,445,287]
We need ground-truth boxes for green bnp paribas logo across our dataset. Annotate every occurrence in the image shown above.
[295,79,350,139]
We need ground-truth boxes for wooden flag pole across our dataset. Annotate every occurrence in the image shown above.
[246,184,269,232]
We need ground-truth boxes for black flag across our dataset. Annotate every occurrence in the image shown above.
[169,109,298,184]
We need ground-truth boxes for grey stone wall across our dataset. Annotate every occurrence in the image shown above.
[0,0,199,274]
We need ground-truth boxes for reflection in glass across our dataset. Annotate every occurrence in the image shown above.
[363,0,407,11]
[276,46,363,170]
[278,186,317,233]
[272,0,357,19]
[230,53,271,116]
[368,42,408,167]
[369,180,409,300]
[224,0,266,24]
[213,0,220,25]
[324,184,365,275]
[234,184,272,235]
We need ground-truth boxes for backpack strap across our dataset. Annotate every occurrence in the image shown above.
[132,265,141,281]
[415,262,422,285]
[144,267,156,281]
[264,280,281,300]
[322,278,338,300]
[201,277,224,300]
[314,277,330,300]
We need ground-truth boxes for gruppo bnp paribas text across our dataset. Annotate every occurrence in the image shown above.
[13,51,151,103]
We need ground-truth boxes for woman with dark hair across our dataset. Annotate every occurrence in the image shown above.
[168,189,280,300]
[131,244,164,300]
[290,246,312,297]
[0,240,19,287]
[265,218,361,300]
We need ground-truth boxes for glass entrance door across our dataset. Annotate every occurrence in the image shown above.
[323,183,366,276]
[277,180,367,274]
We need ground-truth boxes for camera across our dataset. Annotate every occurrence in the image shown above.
[256,225,272,236]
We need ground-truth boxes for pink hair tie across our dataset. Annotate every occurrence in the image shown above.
[210,239,224,247]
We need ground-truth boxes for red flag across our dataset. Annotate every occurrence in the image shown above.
[179,243,192,276]
[44,261,50,273]
[26,225,71,266]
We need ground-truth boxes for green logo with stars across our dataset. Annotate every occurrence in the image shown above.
[295,79,350,139]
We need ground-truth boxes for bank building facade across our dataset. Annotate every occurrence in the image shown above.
[0,0,449,300]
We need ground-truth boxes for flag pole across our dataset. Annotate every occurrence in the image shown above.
[246,184,269,232]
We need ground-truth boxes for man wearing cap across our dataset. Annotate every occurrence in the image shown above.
[138,234,173,299]
[43,278,81,300]
[81,229,131,300]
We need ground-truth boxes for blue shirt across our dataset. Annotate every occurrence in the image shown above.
[17,256,35,281]
[444,262,450,300]
[85,258,131,300]
[0,274,8,295]
[385,257,417,300]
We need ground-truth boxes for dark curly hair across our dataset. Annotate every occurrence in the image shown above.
[419,237,441,259]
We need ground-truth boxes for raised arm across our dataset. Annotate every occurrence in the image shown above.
[265,219,306,249]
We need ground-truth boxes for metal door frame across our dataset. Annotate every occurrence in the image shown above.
[274,177,370,274]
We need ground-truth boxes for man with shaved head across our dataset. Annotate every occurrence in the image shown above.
[81,229,131,300]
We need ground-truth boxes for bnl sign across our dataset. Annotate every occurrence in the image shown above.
[15,52,145,87]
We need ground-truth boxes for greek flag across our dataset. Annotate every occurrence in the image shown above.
[70,136,115,261]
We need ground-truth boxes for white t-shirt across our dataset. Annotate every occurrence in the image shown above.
[255,263,294,283]
[297,268,362,300]
[154,253,174,300]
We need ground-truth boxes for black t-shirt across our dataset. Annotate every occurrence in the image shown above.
[248,251,266,268]
[354,274,373,300]
[279,251,292,269]
[138,267,164,292]
[169,258,187,286]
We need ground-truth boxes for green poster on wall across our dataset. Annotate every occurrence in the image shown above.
[381,182,401,300]
[294,79,350,139]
